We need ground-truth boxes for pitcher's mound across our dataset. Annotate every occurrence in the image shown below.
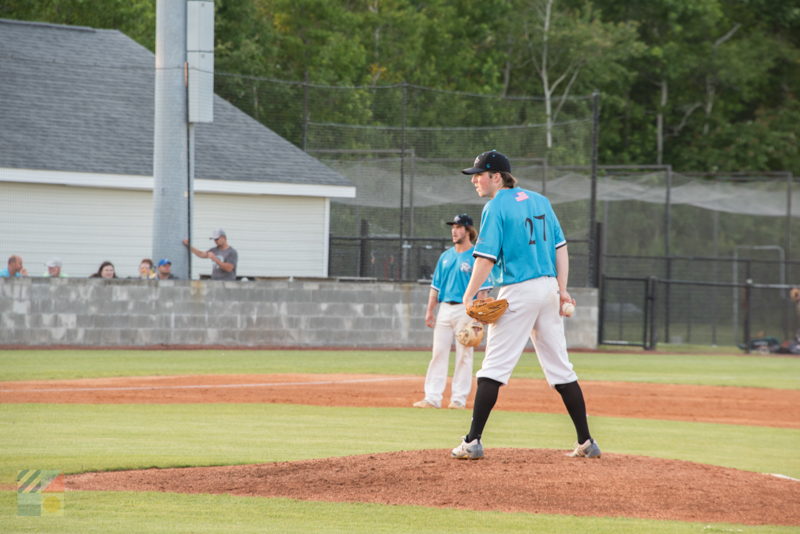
[68,448,799,526]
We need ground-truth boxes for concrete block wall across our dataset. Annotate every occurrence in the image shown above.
[0,278,598,349]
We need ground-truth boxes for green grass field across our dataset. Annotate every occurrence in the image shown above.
[1,349,799,533]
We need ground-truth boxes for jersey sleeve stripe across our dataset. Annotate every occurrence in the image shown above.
[555,240,567,249]
[473,251,497,262]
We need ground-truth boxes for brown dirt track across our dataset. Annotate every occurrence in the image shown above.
[3,373,799,526]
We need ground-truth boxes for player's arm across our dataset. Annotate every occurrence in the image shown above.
[556,244,573,308]
[462,257,495,307]
[183,239,209,259]
[425,288,439,328]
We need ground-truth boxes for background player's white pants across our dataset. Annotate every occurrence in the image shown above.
[477,276,578,386]
[423,303,474,407]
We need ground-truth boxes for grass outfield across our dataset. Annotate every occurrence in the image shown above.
[1,349,798,533]
[1,349,798,389]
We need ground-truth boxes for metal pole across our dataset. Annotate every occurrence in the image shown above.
[597,272,605,345]
[399,83,408,280]
[649,277,658,350]
[588,91,600,288]
[664,166,673,343]
[743,278,753,353]
[187,123,194,280]
[408,148,416,239]
[359,219,369,277]
[643,278,650,349]
[787,172,793,279]
[594,221,604,291]
[302,70,309,151]
[153,0,190,279]
[408,148,416,279]
[664,256,672,343]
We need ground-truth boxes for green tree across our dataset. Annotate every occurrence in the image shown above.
[501,0,643,149]
[0,0,155,50]
[595,0,800,175]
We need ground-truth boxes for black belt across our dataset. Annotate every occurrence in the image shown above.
[444,301,461,305]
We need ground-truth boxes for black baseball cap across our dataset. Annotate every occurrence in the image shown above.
[462,150,511,175]
[446,214,474,227]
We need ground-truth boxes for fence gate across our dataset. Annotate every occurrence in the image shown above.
[599,276,656,349]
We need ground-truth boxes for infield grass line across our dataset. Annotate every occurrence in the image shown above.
[0,375,418,393]
[1,349,798,389]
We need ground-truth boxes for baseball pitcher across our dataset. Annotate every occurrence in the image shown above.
[451,150,600,460]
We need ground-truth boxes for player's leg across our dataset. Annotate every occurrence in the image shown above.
[464,376,502,441]
[554,381,592,445]
[461,281,539,444]
[530,278,598,456]
[418,306,457,407]
[449,338,473,408]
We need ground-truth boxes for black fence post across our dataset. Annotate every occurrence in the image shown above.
[587,92,600,289]
[664,256,672,344]
[593,221,604,288]
[359,219,369,277]
[645,276,658,350]
[743,278,753,353]
[598,274,606,345]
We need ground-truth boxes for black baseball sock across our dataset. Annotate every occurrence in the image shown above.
[465,377,502,442]
[554,380,592,444]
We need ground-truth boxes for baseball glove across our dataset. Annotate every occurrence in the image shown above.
[467,297,508,323]
[456,319,485,347]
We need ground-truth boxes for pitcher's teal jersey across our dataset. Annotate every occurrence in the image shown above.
[431,247,493,302]
[473,187,566,286]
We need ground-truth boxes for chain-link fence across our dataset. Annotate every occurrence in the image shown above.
[215,73,800,346]
[214,74,599,282]
[601,275,800,350]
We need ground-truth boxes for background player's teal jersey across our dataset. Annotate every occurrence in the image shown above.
[431,247,493,302]
[473,187,566,286]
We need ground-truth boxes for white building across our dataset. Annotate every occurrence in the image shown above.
[0,18,355,279]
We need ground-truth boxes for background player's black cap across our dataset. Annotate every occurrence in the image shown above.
[461,150,511,175]
[446,213,474,227]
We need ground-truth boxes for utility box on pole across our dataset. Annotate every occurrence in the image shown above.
[187,0,214,123]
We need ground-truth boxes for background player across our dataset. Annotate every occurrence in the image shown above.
[413,214,492,409]
[451,150,600,460]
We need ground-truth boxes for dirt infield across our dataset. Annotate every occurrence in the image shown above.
[2,373,799,428]
[4,373,799,525]
[68,450,800,526]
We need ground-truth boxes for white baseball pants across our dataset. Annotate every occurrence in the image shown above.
[476,276,577,386]
[423,303,474,407]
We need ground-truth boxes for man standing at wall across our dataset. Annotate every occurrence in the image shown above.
[413,214,492,409]
[183,228,238,280]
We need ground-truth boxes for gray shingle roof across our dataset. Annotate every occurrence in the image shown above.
[0,18,352,187]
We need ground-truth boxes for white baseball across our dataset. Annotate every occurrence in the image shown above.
[561,302,575,317]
